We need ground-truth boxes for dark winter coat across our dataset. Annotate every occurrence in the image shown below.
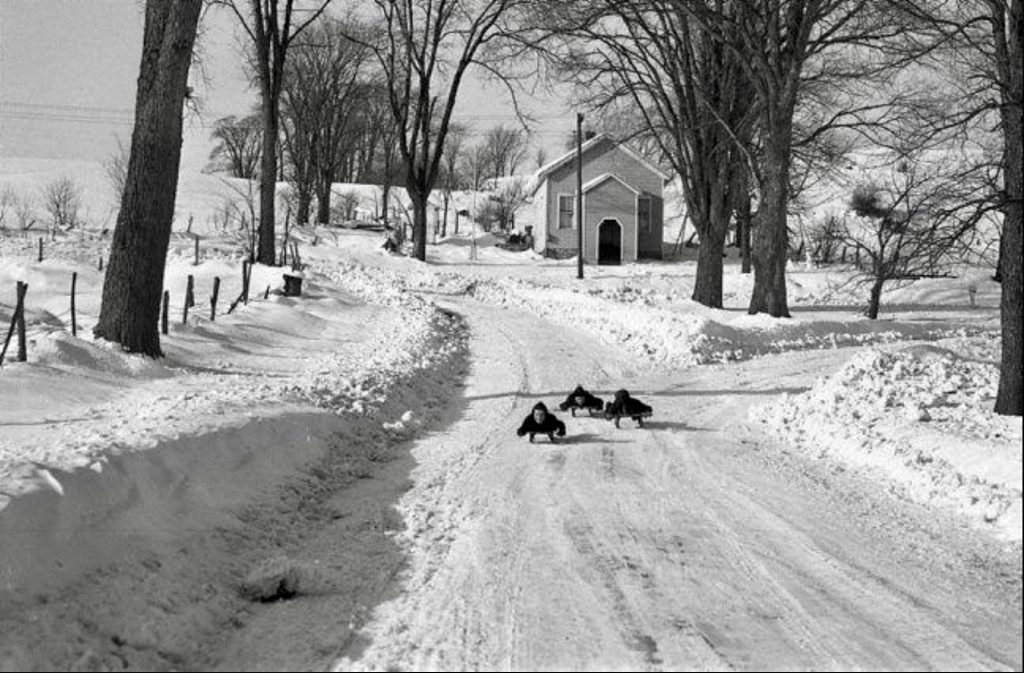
[604,389,652,418]
[516,402,567,437]
[558,385,604,412]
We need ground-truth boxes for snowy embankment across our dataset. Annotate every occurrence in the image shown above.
[750,342,1022,540]
[390,267,985,368]
[0,249,467,513]
[295,260,467,420]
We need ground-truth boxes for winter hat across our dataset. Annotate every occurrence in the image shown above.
[614,389,629,400]
[532,401,549,413]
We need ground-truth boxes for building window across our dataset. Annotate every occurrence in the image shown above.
[558,194,575,229]
[638,196,651,234]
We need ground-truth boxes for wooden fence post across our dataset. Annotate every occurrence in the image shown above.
[70,272,77,337]
[242,261,251,305]
[38,237,43,262]
[0,282,28,366]
[183,275,194,324]
[210,277,220,321]
[194,236,200,266]
[16,281,27,362]
[162,290,169,335]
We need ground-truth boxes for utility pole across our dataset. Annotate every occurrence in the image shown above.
[576,112,584,280]
[471,164,479,261]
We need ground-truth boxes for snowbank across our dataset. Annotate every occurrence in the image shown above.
[750,343,1022,541]
[462,276,984,368]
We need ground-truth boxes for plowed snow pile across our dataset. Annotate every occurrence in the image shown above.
[750,342,1022,540]
[463,276,981,368]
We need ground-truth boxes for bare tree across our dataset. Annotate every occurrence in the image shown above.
[887,0,1021,415]
[213,0,335,265]
[440,122,468,235]
[14,194,37,231]
[841,152,992,318]
[558,0,755,308]
[460,141,491,191]
[359,0,537,261]
[41,176,83,231]
[94,0,202,356]
[990,0,1023,415]
[207,113,262,178]
[356,83,404,231]
[103,137,130,203]
[533,145,548,169]
[678,0,912,318]
[301,19,373,224]
[0,186,16,235]
[475,176,529,232]
[483,123,529,182]
[221,178,261,260]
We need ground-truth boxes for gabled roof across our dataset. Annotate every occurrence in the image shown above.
[530,133,672,195]
[582,173,640,195]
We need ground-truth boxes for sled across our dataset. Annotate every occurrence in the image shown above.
[567,405,604,417]
[527,432,562,443]
[605,410,653,428]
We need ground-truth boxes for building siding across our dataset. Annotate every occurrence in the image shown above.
[533,186,547,253]
[637,195,664,259]
[542,138,663,259]
[583,178,637,263]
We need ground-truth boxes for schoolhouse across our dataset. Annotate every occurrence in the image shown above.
[529,134,670,264]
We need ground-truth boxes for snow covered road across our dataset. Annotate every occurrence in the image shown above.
[316,298,1022,672]
[1,273,1018,672]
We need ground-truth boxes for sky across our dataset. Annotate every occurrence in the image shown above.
[0,0,573,174]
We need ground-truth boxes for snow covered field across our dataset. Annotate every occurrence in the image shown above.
[0,158,1019,670]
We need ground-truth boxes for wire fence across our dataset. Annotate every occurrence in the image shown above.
[0,255,275,369]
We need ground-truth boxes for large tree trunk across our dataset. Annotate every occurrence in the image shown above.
[693,226,727,308]
[408,188,428,261]
[93,0,201,357]
[748,133,792,318]
[316,175,332,225]
[866,276,885,320]
[734,172,753,274]
[296,189,311,226]
[994,224,1004,282]
[995,0,1023,415]
[257,95,278,265]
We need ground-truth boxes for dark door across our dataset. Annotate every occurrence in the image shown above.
[598,219,621,265]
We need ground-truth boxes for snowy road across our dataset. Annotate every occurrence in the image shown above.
[6,291,1015,672]
[310,299,1021,672]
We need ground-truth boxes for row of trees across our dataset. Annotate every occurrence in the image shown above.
[93,0,537,352]
[545,0,1020,414]
[92,0,1018,416]
[208,105,531,225]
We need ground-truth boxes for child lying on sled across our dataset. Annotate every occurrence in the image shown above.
[604,389,653,428]
[557,384,605,416]
[516,402,567,443]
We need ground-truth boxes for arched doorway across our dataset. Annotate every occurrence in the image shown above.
[598,219,622,265]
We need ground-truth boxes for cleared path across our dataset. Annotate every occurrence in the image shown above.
[321,299,1022,672]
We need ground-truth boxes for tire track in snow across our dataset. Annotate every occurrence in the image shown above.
[335,299,1020,672]
[333,299,637,671]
